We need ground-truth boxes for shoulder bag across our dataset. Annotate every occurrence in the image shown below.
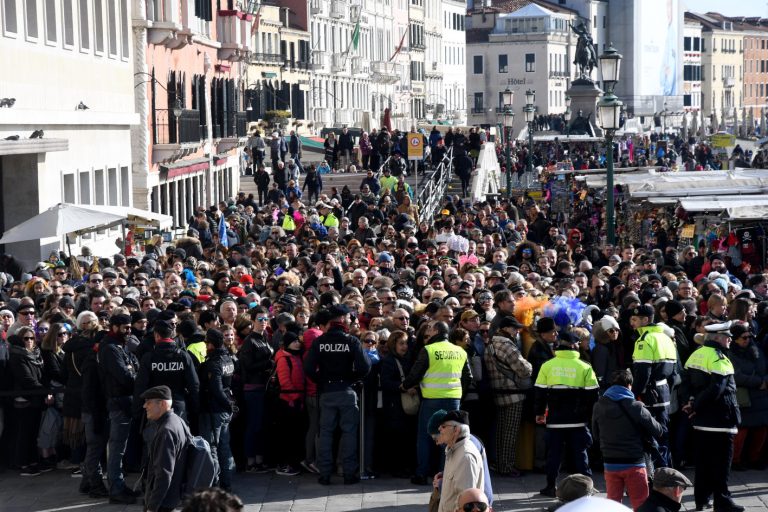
[395,358,420,415]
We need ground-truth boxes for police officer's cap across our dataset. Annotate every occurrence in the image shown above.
[704,320,733,336]
[653,467,692,488]
[629,304,654,318]
[141,385,172,401]
[557,331,579,347]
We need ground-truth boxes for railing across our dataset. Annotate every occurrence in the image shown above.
[235,111,248,137]
[471,107,486,114]
[286,60,311,71]
[212,123,222,139]
[330,0,346,19]
[146,0,179,24]
[311,51,330,71]
[548,71,569,78]
[416,145,454,224]
[331,54,346,73]
[251,53,283,64]
[153,108,203,145]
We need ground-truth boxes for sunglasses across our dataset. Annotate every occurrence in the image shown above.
[256,316,269,322]
[479,329,489,334]
[462,502,489,512]
[22,336,35,341]
[63,293,75,297]
[19,311,35,316]
[90,279,103,283]
[364,339,376,344]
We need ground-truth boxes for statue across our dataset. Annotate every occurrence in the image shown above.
[570,20,598,82]
[569,109,595,136]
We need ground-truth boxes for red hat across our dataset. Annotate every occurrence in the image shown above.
[229,287,246,298]
[240,274,254,285]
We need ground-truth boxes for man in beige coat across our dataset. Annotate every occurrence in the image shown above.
[434,411,485,512]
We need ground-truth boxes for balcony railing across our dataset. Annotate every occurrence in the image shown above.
[549,71,569,78]
[371,61,400,84]
[331,54,347,73]
[312,51,330,71]
[251,53,283,64]
[330,0,346,19]
[285,60,311,71]
[310,0,327,15]
[154,108,203,145]
[723,76,735,88]
[470,107,486,114]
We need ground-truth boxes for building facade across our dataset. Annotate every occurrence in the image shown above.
[132,0,253,229]
[0,0,138,266]
[438,0,466,125]
[739,19,768,124]
[682,19,704,113]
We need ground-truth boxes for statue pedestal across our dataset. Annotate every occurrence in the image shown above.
[567,80,603,137]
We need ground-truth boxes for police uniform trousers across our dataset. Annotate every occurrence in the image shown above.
[648,406,671,468]
[317,388,360,478]
[545,427,592,487]
[694,430,736,509]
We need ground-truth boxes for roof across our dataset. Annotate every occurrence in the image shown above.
[469,0,579,16]
[466,28,490,44]
[502,3,554,18]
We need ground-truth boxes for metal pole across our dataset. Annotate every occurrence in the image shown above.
[606,131,615,245]
[505,126,512,197]
[414,160,419,203]
[527,121,534,175]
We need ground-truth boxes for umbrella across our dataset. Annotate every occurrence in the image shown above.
[0,203,126,245]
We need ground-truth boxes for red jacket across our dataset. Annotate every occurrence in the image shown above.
[276,349,305,406]
[302,328,322,397]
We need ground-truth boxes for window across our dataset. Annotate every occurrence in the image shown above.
[120,0,128,58]
[473,92,483,112]
[683,94,691,106]
[3,0,17,35]
[94,0,103,53]
[107,0,116,56]
[63,174,75,203]
[62,0,74,47]
[78,0,88,49]
[79,172,91,204]
[473,55,483,74]
[95,169,105,205]
[45,0,56,43]
[525,53,535,72]
[25,0,38,39]
[498,54,508,73]
[694,37,700,51]
[684,37,691,51]
[108,168,118,206]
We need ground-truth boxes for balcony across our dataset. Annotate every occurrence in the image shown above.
[411,42,426,50]
[312,51,330,71]
[152,108,204,163]
[310,0,327,15]
[314,107,332,124]
[425,61,442,78]
[217,111,249,152]
[371,61,400,84]
[470,107,487,115]
[335,109,353,126]
[548,71,569,79]
[331,54,347,73]
[250,53,283,65]
[285,60,311,71]
[217,11,252,62]
[350,56,366,74]
[145,0,191,49]
[723,76,735,88]
[330,0,347,19]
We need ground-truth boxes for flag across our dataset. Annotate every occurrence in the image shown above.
[251,4,262,36]
[389,28,408,62]
[218,213,229,248]
[351,19,360,50]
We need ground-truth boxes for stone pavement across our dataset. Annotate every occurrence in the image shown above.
[1,466,768,511]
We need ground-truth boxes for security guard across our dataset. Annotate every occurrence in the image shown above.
[199,329,236,492]
[317,202,339,229]
[681,321,744,512]
[534,331,599,498]
[134,319,200,422]
[401,321,472,485]
[304,304,371,485]
[630,304,678,467]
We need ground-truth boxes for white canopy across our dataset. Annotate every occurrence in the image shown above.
[725,205,768,220]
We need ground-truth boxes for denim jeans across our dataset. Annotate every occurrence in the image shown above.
[107,408,132,495]
[82,413,108,487]
[318,389,359,478]
[545,427,593,487]
[243,390,266,459]
[416,398,460,477]
[201,412,234,488]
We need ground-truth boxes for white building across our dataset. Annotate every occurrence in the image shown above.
[0,0,138,267]
[683,20,703,113]
[437,0,466,124]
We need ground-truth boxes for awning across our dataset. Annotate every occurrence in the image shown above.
[724,205,768,220]
[159,157,210,179]
[88,205,174,230]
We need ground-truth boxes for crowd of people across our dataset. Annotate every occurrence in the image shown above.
[0,123,763,512]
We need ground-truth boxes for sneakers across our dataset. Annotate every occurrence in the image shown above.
[88,483,109,499]
[38,460,55,473]
[300,460,320,474]
[109,492,137,505]
[58,460,80,470]
[70,467,83,477]
[246,462,272,474]
[20,465,41,477]
[275,465,300,476]
[360,471,377,480]
[540,485,557,498]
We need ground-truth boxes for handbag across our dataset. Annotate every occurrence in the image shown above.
[736,387,752,408]
[395,359,420,415]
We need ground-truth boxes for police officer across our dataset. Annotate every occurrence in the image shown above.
[134,319,199,422]
[534,331,599,498]
[199,328,236,492]
[681,321,744,512]
[630,304,678,467]
[98,313,140,505]
[401,321,472,485]
[304,304,371,485]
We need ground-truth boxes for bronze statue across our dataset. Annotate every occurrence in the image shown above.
[571,20,598,81]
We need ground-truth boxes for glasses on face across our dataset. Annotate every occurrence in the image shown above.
[90,279,103,284]
[55,271,67,276]
[480,329,489,335]
[50,285,62,290]
[364,339,376,344]
[22,336,35,341]
[256,316,269,322]
[19,311,35,316]
[462,502,489,512]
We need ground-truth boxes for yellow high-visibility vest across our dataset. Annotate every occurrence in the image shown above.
[421,341,466,399]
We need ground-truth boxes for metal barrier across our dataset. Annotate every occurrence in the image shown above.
[416,146,454,225]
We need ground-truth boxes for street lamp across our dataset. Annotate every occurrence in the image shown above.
[498,88,515,197]
[523,89,536,176]
[597,43,623,245]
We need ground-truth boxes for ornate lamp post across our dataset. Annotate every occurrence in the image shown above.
[597,44,623,245]
[499,88,515,196]
[524,89,536,175]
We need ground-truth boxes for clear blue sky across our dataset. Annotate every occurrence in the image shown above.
[684,0,768,17]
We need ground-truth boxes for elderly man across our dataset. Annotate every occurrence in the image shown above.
[141,385,189,512]
[637,468,693,512]
[433,411,485,512]
[455,488,491,512]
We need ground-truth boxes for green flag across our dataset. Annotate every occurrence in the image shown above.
[351,19,360,50]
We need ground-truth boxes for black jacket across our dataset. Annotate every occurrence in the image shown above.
[238,332,274,388]
[41,349,66,387]
[145,410,189,511]
[80,346,107,417]
[200,348,235,413]
[62,333,96,417]
[304,325,371,394]
[134,341,199,415]
[98,332,139,412]
[8,345,45,407]
[636,489,682,512]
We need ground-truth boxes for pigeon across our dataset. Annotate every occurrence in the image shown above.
[0,98,15,108]
[30,130,44,139]
[76,101,89,110]
[4,135,19,141]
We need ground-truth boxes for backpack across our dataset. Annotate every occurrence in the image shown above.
[181,423,218,497]
[265,355,291,401]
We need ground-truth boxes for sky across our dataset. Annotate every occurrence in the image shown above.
[683,0,768,17]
